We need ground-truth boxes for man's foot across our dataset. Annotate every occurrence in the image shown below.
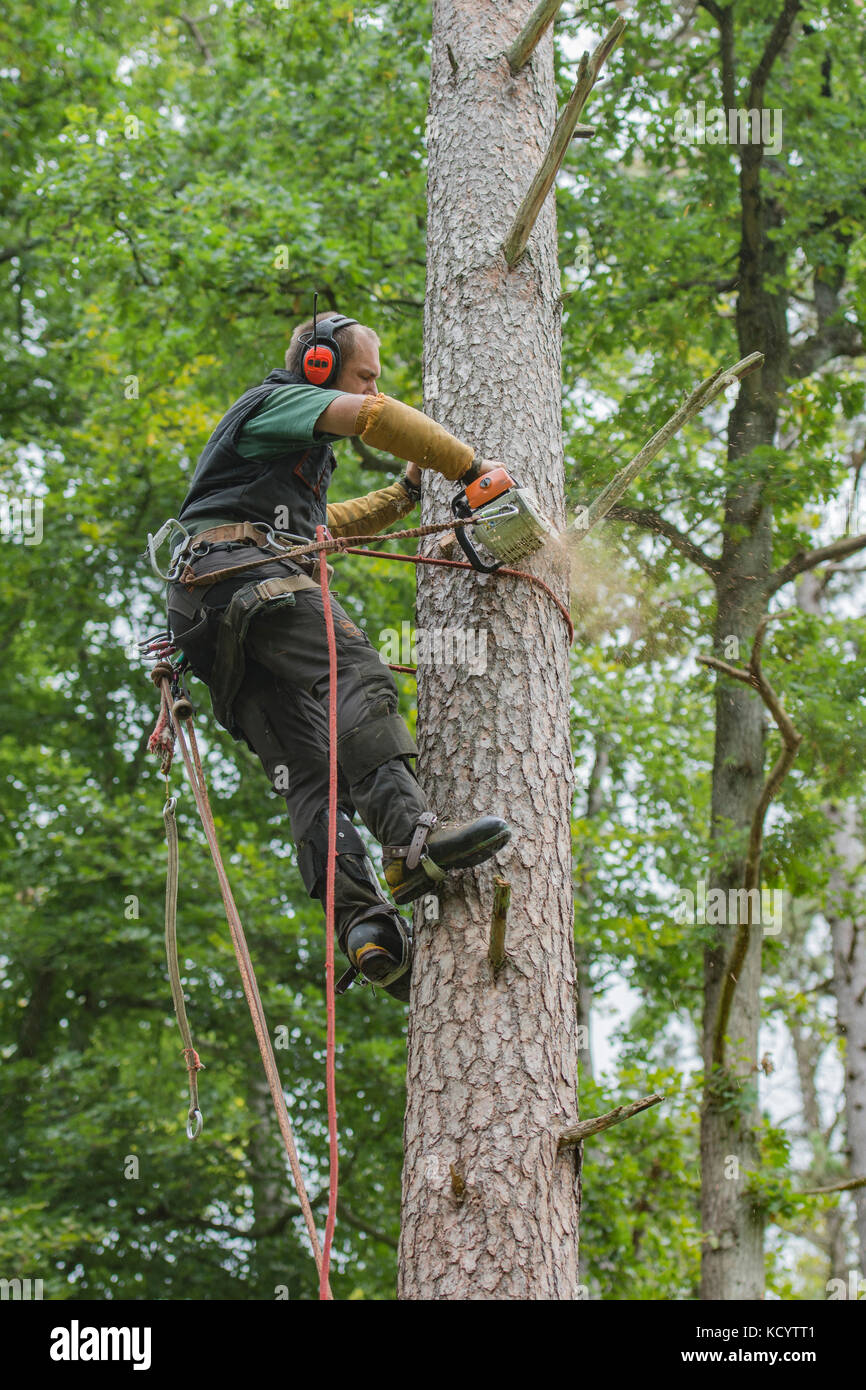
[383,814,511,905]
[344,913,412,1003]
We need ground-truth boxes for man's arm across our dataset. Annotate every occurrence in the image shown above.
[315,393,368,438]
[315,391,477,483]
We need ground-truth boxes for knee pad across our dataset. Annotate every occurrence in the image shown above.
[296,805,368,899]
[338,704,418,784]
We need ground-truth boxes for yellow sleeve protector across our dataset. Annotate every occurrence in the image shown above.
[326,480,417,539]
[355,393,475,482]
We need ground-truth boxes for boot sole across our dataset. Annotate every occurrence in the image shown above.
[389,825,512,905]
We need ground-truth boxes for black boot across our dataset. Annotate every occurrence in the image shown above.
[344,912,413,1003]
[297,806,414,1002]
[383,813,512,905]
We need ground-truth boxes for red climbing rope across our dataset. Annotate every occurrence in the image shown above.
[317,526,341,1303]
[341,544,575,646]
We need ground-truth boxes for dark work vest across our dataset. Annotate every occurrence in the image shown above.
[177,370,338,538]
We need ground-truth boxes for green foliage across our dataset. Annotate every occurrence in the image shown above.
[2,0,864,1304]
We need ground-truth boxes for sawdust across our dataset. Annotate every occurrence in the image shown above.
[543,519,644,646]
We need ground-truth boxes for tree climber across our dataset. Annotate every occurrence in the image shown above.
[165,311,511,1002]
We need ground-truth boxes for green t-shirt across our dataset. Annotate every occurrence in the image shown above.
[235,383,343,460]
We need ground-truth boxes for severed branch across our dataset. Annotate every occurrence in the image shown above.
[506,0,566,75]
[570,352,764,544]
[801,1174,866,1196]
[558,1092,665,1148]
[488,877,511,975]
[502,16,626,267]
[698,612,803,1069]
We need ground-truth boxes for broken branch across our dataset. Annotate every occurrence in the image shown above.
[503,17,626,266]
[571,352,764,542]
[506,0,566,75]
[558,1093,664,1148]
[488,877,511,974]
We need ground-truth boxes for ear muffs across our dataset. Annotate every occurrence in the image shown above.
[300,313,359,388]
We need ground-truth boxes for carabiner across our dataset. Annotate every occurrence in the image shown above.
[186,1108,203,1141]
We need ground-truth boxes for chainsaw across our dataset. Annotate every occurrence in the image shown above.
[451,466,554,572]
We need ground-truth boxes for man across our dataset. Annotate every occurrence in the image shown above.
[165,311,511,1002]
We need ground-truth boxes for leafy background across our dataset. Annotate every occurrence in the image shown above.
[1,0,864,1299]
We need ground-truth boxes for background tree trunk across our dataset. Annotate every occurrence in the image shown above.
[799,568,866,1275]
[397,0,580,1300]
[825,801,866,1275]
[698,60,791,1304]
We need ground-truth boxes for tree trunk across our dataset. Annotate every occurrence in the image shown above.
[699,135,789,1301]
[248,1068,288,1292]
[397,0,580,1300]
[825,801,866,1272]
[799,572,866,1275]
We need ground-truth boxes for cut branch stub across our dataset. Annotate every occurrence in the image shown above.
[557,1092,665,1149]
[570,352,764,543]
[488,877,512,975]
[502,16,626,268]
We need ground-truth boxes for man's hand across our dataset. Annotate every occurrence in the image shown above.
[405,457,500,488]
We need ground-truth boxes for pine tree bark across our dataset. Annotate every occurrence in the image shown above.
[397,0,580,1300]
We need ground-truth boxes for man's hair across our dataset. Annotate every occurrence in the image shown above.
[285,315,378,376]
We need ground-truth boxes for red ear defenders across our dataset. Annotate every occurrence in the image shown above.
[300,311,359,387]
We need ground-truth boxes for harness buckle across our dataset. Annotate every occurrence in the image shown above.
[145,518,192,582]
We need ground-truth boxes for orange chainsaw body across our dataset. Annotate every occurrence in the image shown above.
[463,466,516,511]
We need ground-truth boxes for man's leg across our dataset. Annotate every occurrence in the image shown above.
[244,589,430,847]
[230,661,414,999]
[243,587,511,904]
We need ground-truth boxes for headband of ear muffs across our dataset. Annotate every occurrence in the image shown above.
[300,313,359,387]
